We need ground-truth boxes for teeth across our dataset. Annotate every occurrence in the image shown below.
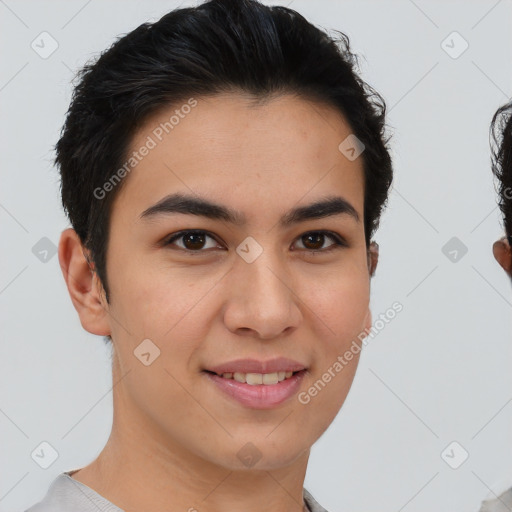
[220,371,297,385]
[247,373,263,385]
[262,373,278,385]
[233,372,245,383]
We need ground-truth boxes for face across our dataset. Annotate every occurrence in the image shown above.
[68,92,377,472]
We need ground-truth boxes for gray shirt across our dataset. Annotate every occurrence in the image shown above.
[25,471,329,512]
[479,486,512,512]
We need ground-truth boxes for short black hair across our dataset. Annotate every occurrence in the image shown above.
[56,0,393,308]
[491,100,512,238]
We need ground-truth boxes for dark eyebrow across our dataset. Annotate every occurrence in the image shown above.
[139,193,359,226]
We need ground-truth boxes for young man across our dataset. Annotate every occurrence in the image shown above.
[26,0,392,510]
[479,102,512,512]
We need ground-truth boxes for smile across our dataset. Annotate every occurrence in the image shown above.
[204,369,307,409]
[208,370,296,385]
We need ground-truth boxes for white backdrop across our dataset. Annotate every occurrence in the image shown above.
[1,1,511,511]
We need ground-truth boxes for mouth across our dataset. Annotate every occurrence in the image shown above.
[203,369,301,385]
[203,367,308,409]
[202,357,308,409]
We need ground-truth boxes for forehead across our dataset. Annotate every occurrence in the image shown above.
[111,92,365,223]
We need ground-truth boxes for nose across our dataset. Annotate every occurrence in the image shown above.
[222,247,303,340]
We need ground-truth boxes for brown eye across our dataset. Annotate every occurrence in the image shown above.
[182,232,207,250]
[301,232,325,250]
[293,231,346,252]
[165,230,221,252]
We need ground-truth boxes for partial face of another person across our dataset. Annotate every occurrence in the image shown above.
[72,92,377,471]
[491,104,512,279]
[493,237,512,277]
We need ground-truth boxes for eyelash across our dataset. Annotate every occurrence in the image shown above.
[163,229,347,255]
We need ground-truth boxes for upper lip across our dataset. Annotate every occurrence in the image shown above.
[206,357,307,375]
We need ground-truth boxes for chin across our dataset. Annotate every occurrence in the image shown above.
[203,440,309,472]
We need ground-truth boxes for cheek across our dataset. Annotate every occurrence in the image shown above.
[304,269,370,343]
[111,258,214,335]
[113,270,226,380]
[299,275,368,428]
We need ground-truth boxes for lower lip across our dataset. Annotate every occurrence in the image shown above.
[204,370,307,409]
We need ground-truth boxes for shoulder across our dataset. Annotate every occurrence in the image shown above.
[479,486,512,512]
[303,487,330,512]
[24,472,124,512]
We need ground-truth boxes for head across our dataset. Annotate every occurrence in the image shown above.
[57,0,392,473]
[491,101,512,276]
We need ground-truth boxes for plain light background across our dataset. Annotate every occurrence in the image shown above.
[1,1,512,511]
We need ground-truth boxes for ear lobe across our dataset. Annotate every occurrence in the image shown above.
[58,228,111,336]
[367,241,379,277]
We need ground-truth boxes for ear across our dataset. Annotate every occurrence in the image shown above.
[493,237,512,276]
[58,228,111,336]
[361,241,379,340]
[367,241,379,277]
[364,242,379,334]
